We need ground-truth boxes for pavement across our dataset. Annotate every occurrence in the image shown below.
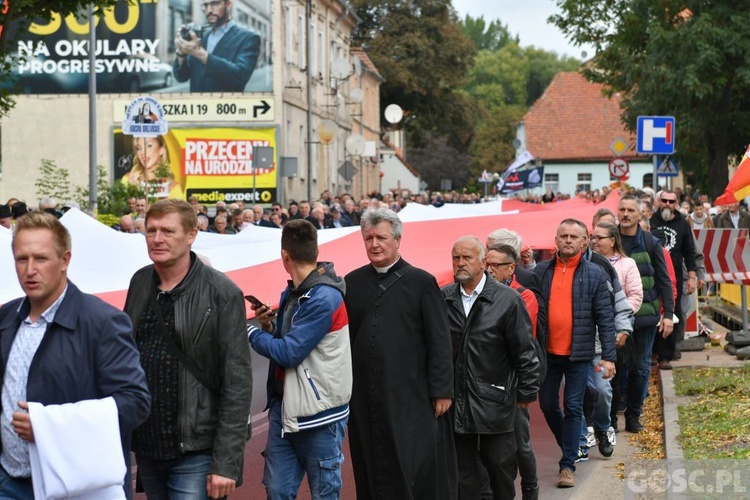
[133,323,749,499]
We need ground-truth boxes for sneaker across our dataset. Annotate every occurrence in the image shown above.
[607,425,617,446]
[575,446,589,462]
[557,468,575,488]
[595,429,613,457]
[659,360,673,370]
[626,416,645,433]
[585,426,596,448]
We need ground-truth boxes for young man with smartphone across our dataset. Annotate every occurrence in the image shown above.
[247,219,352,498]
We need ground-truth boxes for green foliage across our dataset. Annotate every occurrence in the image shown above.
[350,0,477,148]
[460,15,517,52]
[35,161,144,216]
[469,105,526,178]
[35,159,72,204]
[552,0,750,197]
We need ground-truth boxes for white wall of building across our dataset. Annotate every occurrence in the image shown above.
[540,161,654,195]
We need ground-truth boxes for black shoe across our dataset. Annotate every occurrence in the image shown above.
[521,484,539,500]
[617,395,627,413]
[595,429,614,457]
[625,416,645,433]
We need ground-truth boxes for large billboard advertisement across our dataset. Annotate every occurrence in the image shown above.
[113,126,279,204]
[10,0,272,94]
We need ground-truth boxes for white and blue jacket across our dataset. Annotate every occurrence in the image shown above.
[248,262,352,434]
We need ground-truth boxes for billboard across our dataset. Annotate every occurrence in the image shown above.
[9,0,272,94]
[113,126,279,204]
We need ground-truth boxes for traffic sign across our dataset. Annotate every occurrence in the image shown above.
[608,158,630,179]
[657,156,679,177]
[637,116,675,154]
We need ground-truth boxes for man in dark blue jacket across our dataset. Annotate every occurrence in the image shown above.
[534,219,616,489]
[173,0,260,92]
[0,212,150,499]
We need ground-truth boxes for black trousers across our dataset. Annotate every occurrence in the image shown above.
[455,431,517,500]
[654,281,684,361]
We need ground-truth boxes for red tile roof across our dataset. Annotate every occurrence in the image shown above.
[350,47,383,80]
[522,72,642,162]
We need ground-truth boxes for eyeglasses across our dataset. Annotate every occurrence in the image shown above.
[591,235,613,241]
[486,262,514,270]
[660,198,677,204]
[201,0,224,10]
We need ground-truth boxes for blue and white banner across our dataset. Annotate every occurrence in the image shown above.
[498,166,544,194]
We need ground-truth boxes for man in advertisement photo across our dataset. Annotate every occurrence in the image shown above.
[174,0,260,92]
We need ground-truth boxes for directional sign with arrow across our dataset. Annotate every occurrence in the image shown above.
[253,100,271,119]
[113,98,275,123]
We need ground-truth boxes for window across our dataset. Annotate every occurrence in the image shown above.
[317,30,324,78]
[577,173,592,193]
[308,20,316,76]
[285,6,292,64]
[297,13,305,69]
[544,173,559,194]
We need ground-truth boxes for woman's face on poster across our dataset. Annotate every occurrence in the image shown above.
[135,137,165,172]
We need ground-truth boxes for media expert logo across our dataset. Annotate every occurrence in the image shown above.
[625,460,749,499]
[187,189,276,204]
[123,96,168,138]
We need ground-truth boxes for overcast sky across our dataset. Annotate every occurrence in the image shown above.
[451,0,594,59]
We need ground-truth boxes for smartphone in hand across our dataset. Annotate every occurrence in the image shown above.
[245,295,276,317]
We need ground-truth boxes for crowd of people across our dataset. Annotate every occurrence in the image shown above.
[0,182,742,499]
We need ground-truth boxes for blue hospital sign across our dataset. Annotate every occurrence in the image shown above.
[636,116,675,155]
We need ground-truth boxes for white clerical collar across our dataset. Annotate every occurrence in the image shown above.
[373,256,401,274]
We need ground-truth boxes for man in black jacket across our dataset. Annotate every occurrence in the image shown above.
[650,189,697,368]
[125,199,252,499]
[442,236,540,500]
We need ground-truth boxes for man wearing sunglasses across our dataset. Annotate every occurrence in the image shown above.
[174,0,260,92]
[649,190,697,370]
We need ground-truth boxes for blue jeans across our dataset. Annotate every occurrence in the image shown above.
[539,354,590,472]
[263,400,347,500]
[0,465,33,500]
[579,355,613,446]
[626,324,657,419]
[136,452,215,500]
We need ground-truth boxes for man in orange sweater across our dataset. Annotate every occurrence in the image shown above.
[533,219,616,489]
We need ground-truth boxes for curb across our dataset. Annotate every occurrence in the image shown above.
[658,369,685,460]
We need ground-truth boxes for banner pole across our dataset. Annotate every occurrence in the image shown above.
[88,3,97,213]
[742,285,748,333]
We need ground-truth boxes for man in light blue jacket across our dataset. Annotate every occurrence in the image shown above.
[248,219,352,499]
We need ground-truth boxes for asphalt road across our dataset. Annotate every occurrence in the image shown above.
[136,324,633,499]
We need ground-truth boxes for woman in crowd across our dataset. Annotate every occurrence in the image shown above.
[591,221,643,431]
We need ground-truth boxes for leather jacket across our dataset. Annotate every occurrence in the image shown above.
[124,253,252,482]
[442,274,541,434]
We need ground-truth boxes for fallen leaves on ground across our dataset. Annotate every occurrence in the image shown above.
[629,368,665,459]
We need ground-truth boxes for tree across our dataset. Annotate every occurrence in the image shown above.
[0,0,121,115]
[408,136,473,190]
[552,0,750,198]
[350,0,477,148]
[35,158,73,204]
[468,105,526,179]
[460,15,517,52]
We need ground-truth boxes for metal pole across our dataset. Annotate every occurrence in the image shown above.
[88,4,97,212]
[652,155,658,190]
[252,148,257,204]
[742,285,748,332]
[305,0,313,202]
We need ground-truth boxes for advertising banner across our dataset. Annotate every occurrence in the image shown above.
[498,166,544,194]
[113,127,278,204]
[10,0,272,94]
